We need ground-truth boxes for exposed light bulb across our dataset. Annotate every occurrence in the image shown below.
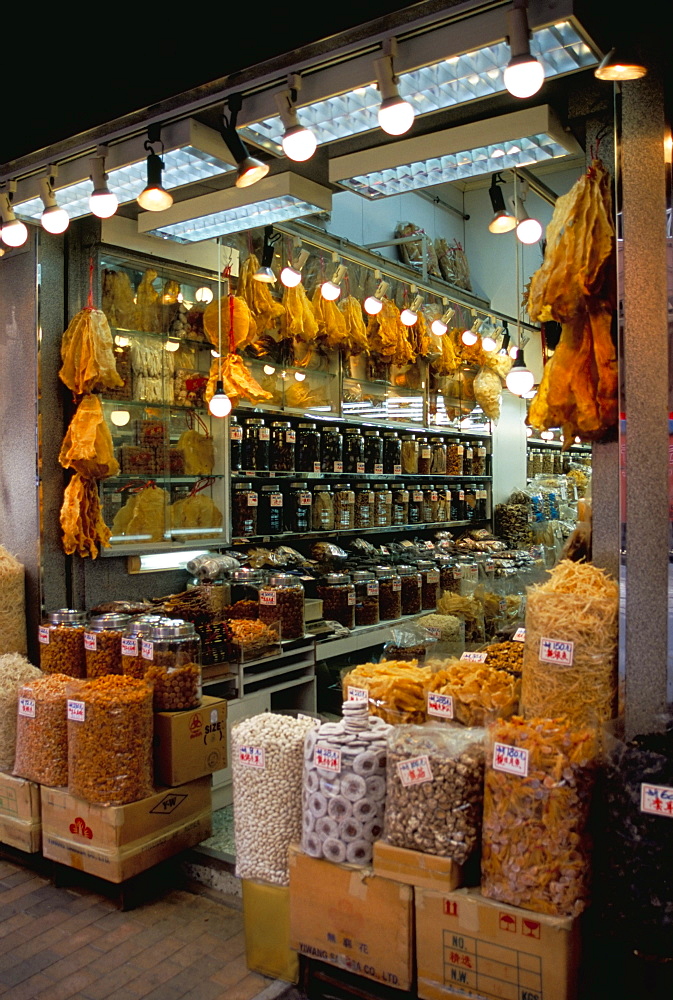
[400,308,418,326]
[378,97,415,135]
[294,371,306,381]
[263,364,276,375]
[481,335,497,352]
[489,211,517,234]
[462,329,478,346]
[364,295,384,315]
[574,436,582,444]
[516,217,543,244]
[195,286,214,303]
[431,318,447,336]
[211,349,221,359]
[526,426,533,437]
[282,125,317,162]
[164,339,180,352]
[89,152,118,218]
[540,430,555,440]
[505,349,535,395]
[110,409,131,427]
[321,280,341,301]
[208,381,232,417]
[509,344,519,359]
[504,56,545,98]
[137,184,173,212]
[41,204,69,234]
[1,219,28,247]
[114,335,130,348]
[281,265,302,287]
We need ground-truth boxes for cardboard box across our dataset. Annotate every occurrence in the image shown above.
[373,840,463,892]
[415,887,581,1000]
[242,879,299,983]
[289,844,414,990]
[0,772,41,853]
[153,695,227,786]
[41,776,212,883]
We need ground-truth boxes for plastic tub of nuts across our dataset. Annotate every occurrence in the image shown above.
[142,619,202,711]
[84,613,132,678]
[14,673,76,787]
[38,609,87,678]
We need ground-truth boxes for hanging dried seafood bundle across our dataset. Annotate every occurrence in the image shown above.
[111,484,169,543]
[58,395,119,479]
[339,296,369,355]
[171,491,223,537]
[61,474,111,558]
[205,354,274,409]
[238,254,285,336]
[473,366,503,421]
[366,300,415,365]
[101,269,137,329]
[59,308,124,396]
[135,269,161,332]
[203,294,256,353]
[281,283,319,342]
[312,287,348,350]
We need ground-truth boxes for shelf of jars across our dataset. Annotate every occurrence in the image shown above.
[230,519,486,546]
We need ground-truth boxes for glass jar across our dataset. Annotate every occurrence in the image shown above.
[527,448,535,480]
[435,488,450,523]
[259,484,285,534]
[364,430,383,474]
[344,427,365,474]
[84,613,132,678]
[375,566,402,621]
[373,483,392,527]
[464,483,477,522]
[312,485,334,530]
[418,561,440,610]
[475,488,488,521]
[532,450,544,477]
[553,451,563,475]
[38,609,87,677]
[232,482,258,537]
[352,571,379,627]
[286,482,312,533]
[401,435,419,475]
[142,619,202,711]
[447,440,464,475]
[231,568,266,607]
[452,486,466,522]
[398,565,422,615]
[318,573,355,629]
[121,614,166,679]
[230,416,242,471]
[392,487,409,526]
[408,486,424,524]
[243,418,270,471]
[321,425,343,473]
[430,437,447,475]
[354,486,375,529]
[383,432,402,476]
[438,555,461,594]
[334,484,355,530]
[542,450,554,474]
[473,440,487,477]
[463,442,474,476]
[270,421,296,472]
[418,437,431,475]
[423,485,440,523]
[259,574,305,639]
[297,422,321,473]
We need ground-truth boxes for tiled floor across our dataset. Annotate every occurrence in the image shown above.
[0,856,287,1000]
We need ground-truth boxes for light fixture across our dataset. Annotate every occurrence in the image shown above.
[329,106,580,199]
[523,388,537,400]
[481,332,498,352]
[137,127,174,212]
[195,286,214,303]
[140,171,331,242]
[431,301,455,336]
[526,426,533,436]
[222,94,269,189]
[594,46,647,81]
[462,314,483,346]
[294,371,306,382]
[374,38,415,136]
[498,324,511,356]
[89,150,118,218]
[110,409,131,427]
[503,0,545,98]
[211,349,221,359]
[280,249,310,287]
[364,277,390,315]
[400,293,423,326]
[321,260,347,301]
[253,226,278,283]
[505,348,535,394]
[516,214,543,244]
[0,190,28,247]
[275,75,317,162]
[114,335,130,348]
[540,430,555,440]
[574,436,582,444]
[38,171,69,234]
[263,364,276,375]
[488,173,516,233]
[209,381,233,417]
[164,339,181,352]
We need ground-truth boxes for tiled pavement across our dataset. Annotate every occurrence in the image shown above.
[0,857,288,1000]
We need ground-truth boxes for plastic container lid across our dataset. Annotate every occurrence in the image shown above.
[298,422,317,428]
[234,482,254,489]
[148,619,197,639]
[271,421,291,428]
[268,574,303,587]
[397,565,419,576]
[352,571,375,582]
[324,574,352,585]
[88,613,133,631]
[47,609,86,625]
[125,615,168,636]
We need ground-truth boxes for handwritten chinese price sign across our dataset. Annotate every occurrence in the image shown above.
[641,782,673,817]
[492,742,529,777]
[538,637,574,666]
[397,755,434,786]
[427,692,454,719]
[238,745,266,768]
[315,745,342,773]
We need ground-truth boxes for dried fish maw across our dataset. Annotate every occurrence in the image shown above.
[60,474,111,559]
[175,429,214,476]
[171,494,223,536]
[112,485,168,542]
[205,354,274,409]
[339,295,369,355]
[312,288,347,350]
[59,309,124,395]
[102,269,137,329]
[589,307,618,427]
[136,269,161,332]
[203,295,254,352]
[366,300,414,365]
[238,254,285,336]
[282,284,319,342]
[59,395,119,479]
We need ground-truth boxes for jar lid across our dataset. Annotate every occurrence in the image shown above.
[261,485,283,492]
[401,434,417,440]
[417,560,434,569]
[234,482,254,489]
[383,431,399,437]
[396,565,417,575]
[364,430,380,436]
[373,482,389,489]
[233,568,264,582]
[289,482,309,489]
[245,418,265,425]
[298,422,317,428]
[88,613,133,631]
[375,565,396,577]
[314,484,331,492]
[430,437,446,443]
[352,571,374,582]
[324,573,351,584]
[125,615,167,636]
[269,574,303,587]
[271,421,292,428]
[335,484,353,491]
[344,426,363,434]
[149,619,197,639]
[323,426,342,433]
[47,609,86,625]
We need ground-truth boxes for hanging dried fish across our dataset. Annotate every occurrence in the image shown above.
[58,395,119,479]
[282,283,319,342]
[205,354,274,409]
[203,294,255,352]
[238,254,285,336]
[60,474,111,559]
[59,309,123,395]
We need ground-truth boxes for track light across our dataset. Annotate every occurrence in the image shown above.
[505,348,535,394]
[209,380,233,417]
[222,94,269,189]
[281,249,309,287]
[503,0,545,98]
[195,286,214,303]
[488,173,516,233]
[275,76,317,162]
[498,325,511,356]
[0,190,28,247]
[540,430,555,441]
[431,301,455,336]
[462,315,483,346]
[481,322,498,352]
[89,151,118,219]
[400,293,423,326]
[137,128,174,212]
[364,278,390,315]
[595,46,647,81]
[511,178,542,244]
[321,260,346,300]
[39,173,69,234]
[374,39,415,136]
[164,339,181,352]
[253,226,278,283]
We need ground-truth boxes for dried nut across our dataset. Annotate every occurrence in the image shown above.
[39,626,86,678]
[258,585,304,640]
[144,661,201,711]
[14,674,74,786]
[84,629,124,677]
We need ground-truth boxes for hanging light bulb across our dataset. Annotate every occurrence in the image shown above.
[211,349,221,359]
[0,192,28,248]
[253,226,277,283]
[526,426,533,437]
[321,262,347,301]
[222,94,269,189]
[89,151,118,218]
[516,215,543,244]
[164,339,180,352]
[294,371,306,382]
[595,46,647,81]
[481,334,497,352]
[540,430,555,441]
[137,128,174,212]
[462,314,483,346]
[209,380,233,417]
[364,277,390,315]
[400,293,423,326]
[275,76,317,162]
[431,302,455,336]
[281,249,309,287]
[374,39,415,136]
[503,0,545,98]
[114,335,130,348]
[505,348,535,395]
[195,286,214,303]
[263,364,276,376]
[39,173,69,234]
[110,409,131,427]
[488,174,516,234]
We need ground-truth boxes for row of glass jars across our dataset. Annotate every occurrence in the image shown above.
[231,416,488,477]
[317,564,442,629]
[527,449,565,478]
[232,481,489,537]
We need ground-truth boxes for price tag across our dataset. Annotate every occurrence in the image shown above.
[640,782,673,817]
[67,700,86,723]
[478,447,486,457]
[238,745,265,768]
[485,560,495,572]
[38,626,50,645]
[457,445,464,456]
[421,448,432,459]
[259,427,270,441]
[315,745,342,773]
[374,464,384,475]
[366,582,379,596]
[334,461,343,473]
[426,627,442,639]
[84,633,97,652]
[493,742,529,777]
[413,491,424,502]
[270,494,283,507]
[401,540,414,548]
[259,590,277,606]
[539,637,574,666]
[458,490,465,501]
[286,430,296,443]
[18,697,36,718]
[247,493,258,507]
[384,494,393,504]
[393,465,402,475]
[380,545,389,554]
[424,541,435,550]
[299,495,312,506]
[397,755,433,786]
[347,686,369,703]
[231,426,243,440]
[347,591,356,606]
[356,462,365,474]
[427,693,453,718]
[427,571,440,583]
[141,640,154,660]
[313,462,321,473]
[461,651,488,663]
[513,628,526,642]
[430,491,438,502]
[453,568,462,579]
[121,637,139,657]
[392,579,402,592]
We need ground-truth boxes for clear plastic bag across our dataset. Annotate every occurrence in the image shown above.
[423,657,520,727]
[382,624,437,663]
[342,661,428,725]
[14,674,74,787]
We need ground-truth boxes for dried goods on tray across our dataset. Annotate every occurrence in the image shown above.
[342,661,429,725]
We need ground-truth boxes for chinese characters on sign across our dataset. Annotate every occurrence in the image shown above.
[460,651,488,663]
[538,637,574,665]
[238,745,266,768]
[427,693,454,719]
[492,742,529,777]
[641,782,673,817]
[512,628,526,642]
[397,755,434,786]
[347,686,369,703]
[315,745,342,773]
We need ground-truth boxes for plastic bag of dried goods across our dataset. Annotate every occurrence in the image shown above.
[382,624,437,663]
[14,674,75,786]
[342,660,429,725]
[423,657,520,727]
